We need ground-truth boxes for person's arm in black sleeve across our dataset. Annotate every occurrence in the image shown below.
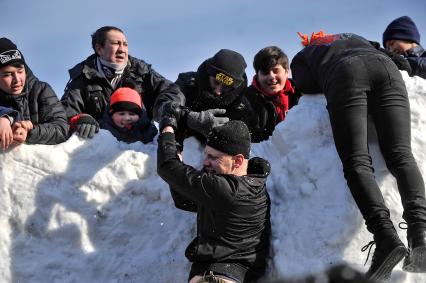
[143,66,186,122]
[157,129,236,208]
[407,56,426,79]
[26,82,69,144]
[61,75,88,120]
[0,106,20,123]
[290,52,322,94]
[169,187,198,212]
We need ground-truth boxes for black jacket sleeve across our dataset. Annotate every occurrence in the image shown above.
[61,83,87,119]
[0,106,20,122]
[27,82,69,144]
[169,188,198,212]
[407,56,426,79]
[157,132,238,209]
[146,67,186,123]
[60,62,95,120]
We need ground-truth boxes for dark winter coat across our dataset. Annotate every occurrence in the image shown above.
[290,33,390,94]
[157,132,271,282]
[99,107,158,144]
[229,79,300,143]
[175,67,247,111]
[405,45,426,79]
[0,67,68,144]
[161,60,253,145]
[61,54,182,122]
[174,60,247,112]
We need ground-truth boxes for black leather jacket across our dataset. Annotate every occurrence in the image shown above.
[157,132,271,280]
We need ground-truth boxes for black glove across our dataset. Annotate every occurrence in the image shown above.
[159,115,178,132]
[159,102,189,132]
[382,49,413,75]
[161,102,188,122]
[73,114,99,138]
[248,157,271,177]
[186,109,230,137]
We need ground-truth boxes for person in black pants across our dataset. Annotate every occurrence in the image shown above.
[291,32,426,281]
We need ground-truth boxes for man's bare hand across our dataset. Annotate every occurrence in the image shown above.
[12,126,28,145]
[14,120,33,131]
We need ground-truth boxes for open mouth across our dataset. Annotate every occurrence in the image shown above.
[115,54,126,61]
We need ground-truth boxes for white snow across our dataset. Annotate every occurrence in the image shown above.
[1,72,425,282]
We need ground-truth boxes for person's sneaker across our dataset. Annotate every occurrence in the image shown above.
[403,229,426,272]
[362,235,407,282]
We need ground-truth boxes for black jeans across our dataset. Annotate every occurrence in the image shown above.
[325,54,426,236]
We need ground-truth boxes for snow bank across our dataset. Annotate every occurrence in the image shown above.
[1,73,425,282]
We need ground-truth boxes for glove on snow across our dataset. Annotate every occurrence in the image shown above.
[186,109,230,137]
[70,114,99,139]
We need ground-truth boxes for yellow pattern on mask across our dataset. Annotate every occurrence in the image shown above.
[215,72,234,86]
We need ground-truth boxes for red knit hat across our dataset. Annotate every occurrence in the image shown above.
[110,87,142,115]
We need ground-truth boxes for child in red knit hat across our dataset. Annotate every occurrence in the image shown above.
[100,87,157,143]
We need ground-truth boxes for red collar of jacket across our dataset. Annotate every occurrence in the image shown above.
[252,75,295,122]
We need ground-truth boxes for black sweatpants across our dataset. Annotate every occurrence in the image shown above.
[325,53,426,235]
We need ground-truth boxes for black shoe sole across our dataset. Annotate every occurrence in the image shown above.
[367,245,407,282]
[403,246,426,273]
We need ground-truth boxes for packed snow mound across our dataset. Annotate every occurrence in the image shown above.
[1,72,425,283]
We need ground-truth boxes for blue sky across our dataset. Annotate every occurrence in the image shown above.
[1,0,425,96]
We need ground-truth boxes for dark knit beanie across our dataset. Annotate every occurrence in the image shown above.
[206,49,247,87]
[383,16,420,46]
[0,38,25,69]
[109,87,142,115]
[206,120,251,159]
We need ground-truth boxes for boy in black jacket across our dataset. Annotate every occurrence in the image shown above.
[238,46,301,142]
[0,38,68,147]
[157,119,271,283]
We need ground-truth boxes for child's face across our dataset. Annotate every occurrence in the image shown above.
[0,64,26,95]
[111,111,139,128]
[385,39,415,55]
[256,64,288,95]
